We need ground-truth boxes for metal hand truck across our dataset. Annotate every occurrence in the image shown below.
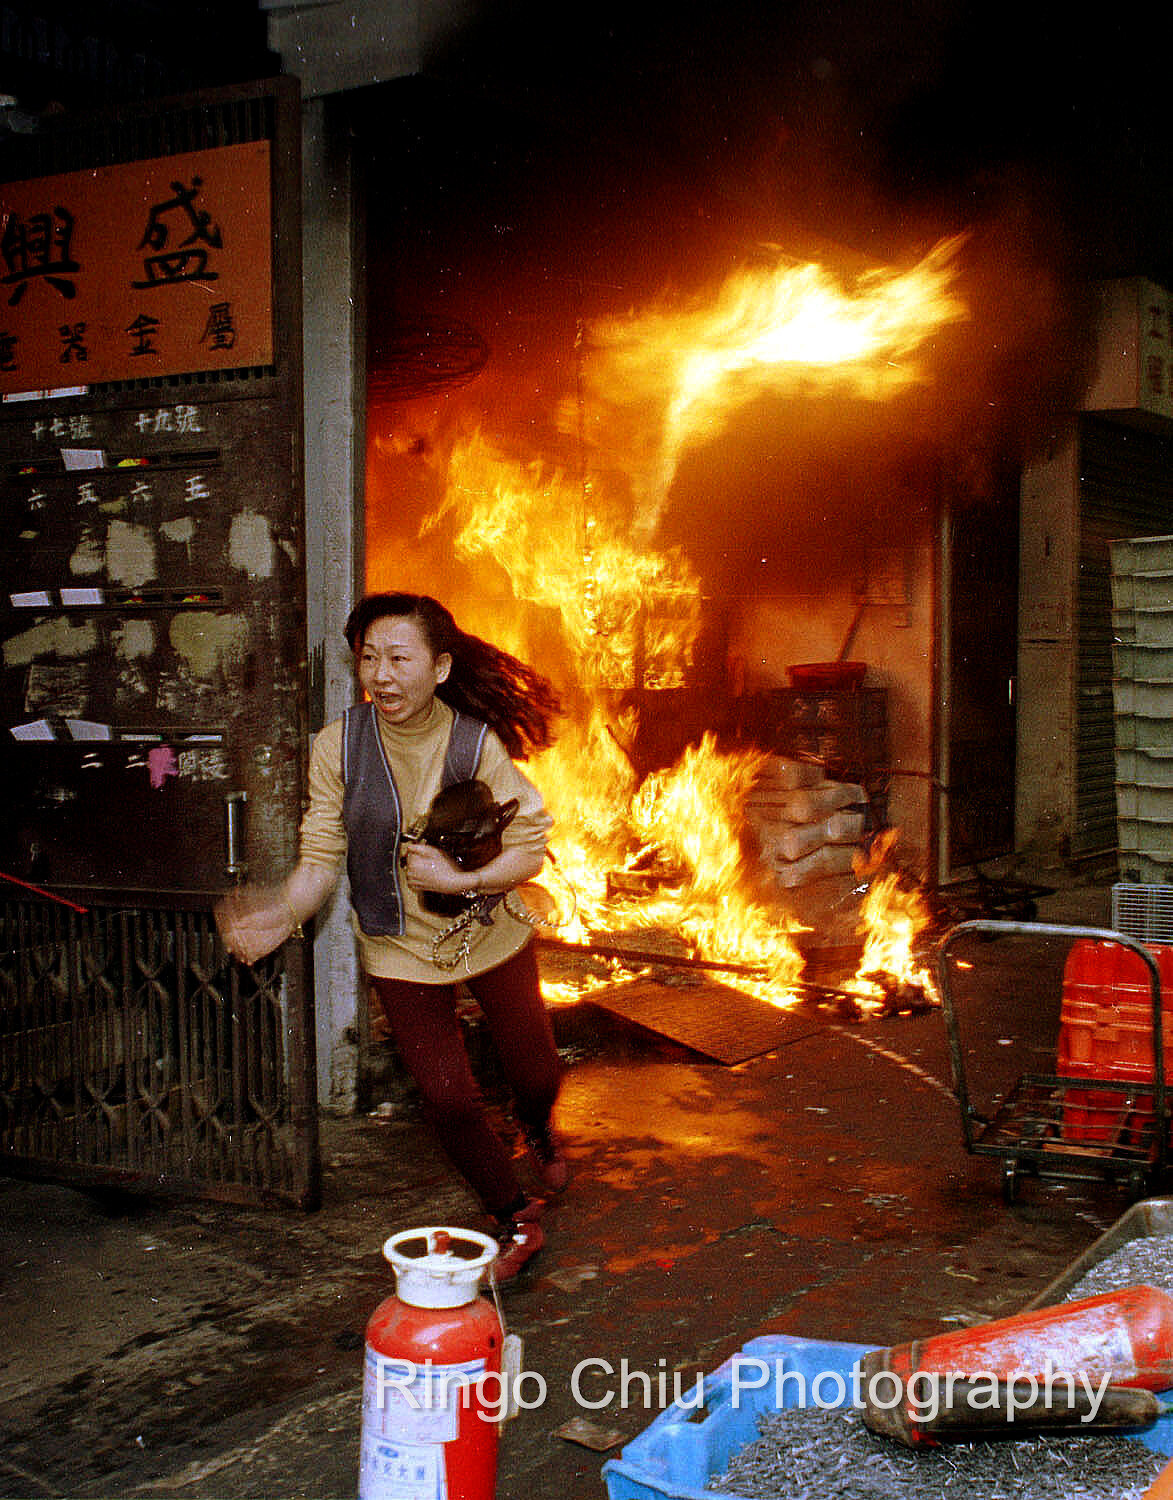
[938,920,1168,1204]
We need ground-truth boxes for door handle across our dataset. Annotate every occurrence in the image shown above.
[224,790,248,882]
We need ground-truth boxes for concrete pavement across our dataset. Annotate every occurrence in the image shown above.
[1,869,1153,1500]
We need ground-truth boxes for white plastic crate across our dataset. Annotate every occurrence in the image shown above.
[1119,819,1173,857]
[1114,606,1173,646]
[1111,534,1173,576]
[1116,712,1173,753]
[1110,605,1173,646]
[1114,678,1173,717]
[1118,850,1173,884]
[1113,642,1173,681]
[1117,748,1173,788]
[1136,608,1173,646]
[1111,571,1173,612]
[1117,782,1173,822]
[1113,883,1173,943]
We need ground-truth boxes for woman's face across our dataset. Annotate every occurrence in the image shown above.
[357,615,451,729]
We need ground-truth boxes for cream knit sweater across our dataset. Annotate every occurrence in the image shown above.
[298,698,553,982]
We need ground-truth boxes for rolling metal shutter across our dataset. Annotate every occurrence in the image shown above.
[1076,415,1173,856]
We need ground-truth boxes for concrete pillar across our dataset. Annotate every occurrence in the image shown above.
[1015,422,1080,859]
[301,95,365,1111]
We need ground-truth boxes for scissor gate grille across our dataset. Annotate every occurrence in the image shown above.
[0,899,318,1207]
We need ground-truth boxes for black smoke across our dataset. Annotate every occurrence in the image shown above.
[357,0,1172,589]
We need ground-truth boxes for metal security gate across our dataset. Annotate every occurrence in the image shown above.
[0,78,319,1207]
[1076,416,1173,858]
[0,899,314,1204]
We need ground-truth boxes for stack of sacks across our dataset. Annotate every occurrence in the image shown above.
[744,756,867,889]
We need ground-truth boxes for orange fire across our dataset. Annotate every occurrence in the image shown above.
[421,429,702,689]
[852,872,938,1004]
[577,235,969,534]
[843,833,938,1008]
[524,721,808,999]
[417,433,808,1000]
[394,239,968,1004]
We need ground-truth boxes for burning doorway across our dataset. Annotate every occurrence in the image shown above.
[361,231,970,1023]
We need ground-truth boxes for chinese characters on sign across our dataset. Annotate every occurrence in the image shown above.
[133,176,223,289]
[0,142,272,392]
[1085,279,1173,422]
[0,205,80,304]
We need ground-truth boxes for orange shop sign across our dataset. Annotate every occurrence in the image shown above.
[0,140,273,393]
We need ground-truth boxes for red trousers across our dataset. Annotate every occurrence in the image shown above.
[370,940,562,1221]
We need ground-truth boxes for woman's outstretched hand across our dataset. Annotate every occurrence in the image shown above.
[215,884,298,965]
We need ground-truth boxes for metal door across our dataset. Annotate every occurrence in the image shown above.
[0,78,319,1207]
[947,469,1021,868]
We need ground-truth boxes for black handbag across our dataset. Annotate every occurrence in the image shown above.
[411,779,518,916]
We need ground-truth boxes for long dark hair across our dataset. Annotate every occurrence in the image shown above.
[344,592,562,759]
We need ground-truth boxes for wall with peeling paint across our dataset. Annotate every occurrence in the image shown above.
[0,395,307,897]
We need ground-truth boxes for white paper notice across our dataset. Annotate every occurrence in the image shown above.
[10,720,56,740]
[2,386,87,402]
[66,720,112,741]
[61,448,107,470]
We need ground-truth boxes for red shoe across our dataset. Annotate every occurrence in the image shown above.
[525,1125,569,1194]
[492,1220,544,1283]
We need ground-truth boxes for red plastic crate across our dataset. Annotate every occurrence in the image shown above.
[1057,940,1173,1144]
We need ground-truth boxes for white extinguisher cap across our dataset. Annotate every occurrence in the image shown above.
[383,1226,499,1308]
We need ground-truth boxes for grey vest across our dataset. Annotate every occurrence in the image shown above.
[341,703,488,936]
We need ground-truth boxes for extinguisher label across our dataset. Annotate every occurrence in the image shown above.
[362,1349,489,1444]
[358,1436,446,1500]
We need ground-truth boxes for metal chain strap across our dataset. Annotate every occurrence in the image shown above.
[430,862,578,971]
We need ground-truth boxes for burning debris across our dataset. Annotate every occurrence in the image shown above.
[843,830,939,1013]
[549,748,937,1016]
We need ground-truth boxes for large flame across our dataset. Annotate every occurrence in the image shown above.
[578,235,969,534]
[398,240,967,1003]
[522,723,806,999]
[422,430,702,689]
[847,833,938,1007]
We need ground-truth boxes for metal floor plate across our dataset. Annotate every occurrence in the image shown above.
[586,977,819,1064]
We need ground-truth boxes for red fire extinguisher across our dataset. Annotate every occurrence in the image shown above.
[358,1227,511,1500]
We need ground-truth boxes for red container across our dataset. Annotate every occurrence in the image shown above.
[787,661,867,691]
[359,1228,503,1500]
[1057,939,1173,1143]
